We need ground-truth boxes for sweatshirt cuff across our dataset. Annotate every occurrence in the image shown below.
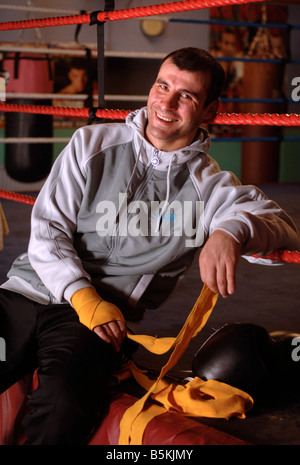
[212,219,249,249]
[64,279,93,304]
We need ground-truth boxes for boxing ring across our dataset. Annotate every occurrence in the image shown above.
[0,0,300,447]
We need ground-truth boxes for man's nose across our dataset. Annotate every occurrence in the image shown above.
[160,92,178,111]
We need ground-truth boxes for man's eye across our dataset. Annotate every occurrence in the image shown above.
[181,92,191,100]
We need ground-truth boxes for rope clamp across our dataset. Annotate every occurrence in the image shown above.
[89,11,106,26]
[88,107,103,123]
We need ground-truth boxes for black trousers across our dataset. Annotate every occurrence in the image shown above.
[0,289,120,445]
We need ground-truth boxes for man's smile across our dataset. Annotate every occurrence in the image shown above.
[156,111,178,123]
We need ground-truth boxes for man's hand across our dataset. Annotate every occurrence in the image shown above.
[71,287,127,352]
[94,320,127,352]
[199,230,241,298]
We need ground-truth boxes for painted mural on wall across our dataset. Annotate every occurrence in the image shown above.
[52,53,97,127]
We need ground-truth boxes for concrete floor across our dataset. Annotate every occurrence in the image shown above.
[0,183,300,445]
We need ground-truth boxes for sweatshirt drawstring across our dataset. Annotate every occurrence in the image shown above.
[116,142,142,220]
[155,153,176,233]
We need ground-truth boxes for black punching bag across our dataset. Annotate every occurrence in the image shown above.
[4,53,53,183]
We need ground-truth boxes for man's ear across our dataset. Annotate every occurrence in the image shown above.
[202,100,220,123]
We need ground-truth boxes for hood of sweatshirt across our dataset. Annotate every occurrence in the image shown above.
[125,107,211,171]
[125,107,212,232]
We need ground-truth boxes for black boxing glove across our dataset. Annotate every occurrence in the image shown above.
[192,323,276,400]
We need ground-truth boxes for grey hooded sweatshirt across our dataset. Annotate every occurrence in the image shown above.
[2,108,300,321]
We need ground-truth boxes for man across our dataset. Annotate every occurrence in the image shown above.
[0,48,299,444]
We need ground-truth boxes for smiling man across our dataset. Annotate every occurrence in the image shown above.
[146,49,220,151]
[0,48,299,445]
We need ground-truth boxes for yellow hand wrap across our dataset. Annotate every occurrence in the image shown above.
[118,284,254,445]
[71,287,125,331]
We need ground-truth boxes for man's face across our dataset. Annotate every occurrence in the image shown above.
[146,59,218,151]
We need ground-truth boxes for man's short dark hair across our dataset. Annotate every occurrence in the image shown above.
[161,47,225,106]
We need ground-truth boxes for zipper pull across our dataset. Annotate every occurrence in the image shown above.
[151,149,160,166]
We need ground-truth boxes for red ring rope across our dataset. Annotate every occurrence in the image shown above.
[0,0,271,31]
[0,103,130,121]
[0,189,36,206]
[253,250,300,264]
[213,113,300,126]
[0,103,299,126]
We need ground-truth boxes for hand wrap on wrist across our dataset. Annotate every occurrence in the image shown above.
[71,287,125,330]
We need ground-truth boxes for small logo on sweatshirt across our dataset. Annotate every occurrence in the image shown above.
[96,193,204,248]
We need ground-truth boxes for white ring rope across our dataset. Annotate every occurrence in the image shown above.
[4,92,148,102]
[0,4,81,16]
[0,44,166,60]
[0,137,70,144]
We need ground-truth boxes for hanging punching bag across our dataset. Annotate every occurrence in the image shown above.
[241,59,285,185]
[4,52,53,183]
